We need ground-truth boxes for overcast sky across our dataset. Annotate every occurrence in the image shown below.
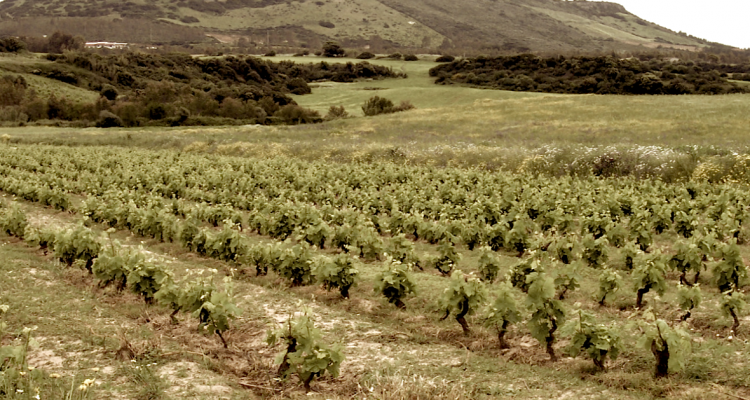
[601,0,750,49]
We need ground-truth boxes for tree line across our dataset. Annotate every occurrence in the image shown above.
[430,54,750,95]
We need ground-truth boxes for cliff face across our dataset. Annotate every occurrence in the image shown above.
[0,0,709,52]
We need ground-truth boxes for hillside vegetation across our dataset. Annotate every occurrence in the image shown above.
[0,0,709,53]
[0,52,404,126]
[430,54,750,95]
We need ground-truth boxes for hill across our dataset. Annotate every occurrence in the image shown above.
[0,0,710,53]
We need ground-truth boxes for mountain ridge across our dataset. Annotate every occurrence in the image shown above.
[0,0,711,53]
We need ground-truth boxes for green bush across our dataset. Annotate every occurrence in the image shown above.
[324,105,348,121]
[274,105,322,124]
[266,307,344,392]
[375,259,416,309]
[439,270,487,334]
[312,254,359,298]
[96,110,124,128]
[54,225,101,271]
[0,204,27,239]
[322,42,346,58]
[362,96,415,116]
[286,78,311,95]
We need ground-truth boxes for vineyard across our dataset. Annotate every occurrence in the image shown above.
[2,142,750,398]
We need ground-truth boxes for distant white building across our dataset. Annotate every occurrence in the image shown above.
[85,42,128,49]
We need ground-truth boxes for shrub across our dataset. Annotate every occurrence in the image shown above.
[430,239,461,276]
[582,236,609,268]
[180,16,200,23]
[0,37,26,53]
[127,258,174,304]
[638,317,691,378]
[632,251,668,308]
[677,284,701,321]
[93,241,138,291]
[484,283,521,348]
[146,103,168,120]
[23,225,56,252]
[375,259,416,309]
[477,246,502,283]
[526,272,566,361]
[324,105,348,121]
[404,54,418,61]
[597,269,622,306]
[509,255,543,293]
[436,54,455,62]
[362,96,415,116]
[357,52,375,60]
[205,224,247,263]
[312,254,359,298]
[286,78,311,95]
[191,277,241,347]
[0,204,27,239]
[439,270,487,334]
[266,307,344,392]
[277,244,316,286]
[720,290,745,335]
[0,75,27,107]
[322,42,345,58]
[562,310,622,370]
[96,110,124,128]
[713,241,747,293]
[100,85,118,101]
[273,105,322,124]
[264,50,276,57]
[54,225,101,271]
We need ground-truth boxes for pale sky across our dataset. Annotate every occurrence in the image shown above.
[602,0,750,49]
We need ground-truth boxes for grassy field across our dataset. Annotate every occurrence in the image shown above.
[2,55,750,182]
[4,55,748,146]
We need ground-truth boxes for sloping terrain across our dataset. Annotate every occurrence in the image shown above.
[0,0,708,52]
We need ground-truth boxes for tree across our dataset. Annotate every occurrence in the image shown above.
[0,37,26,53]
[322,41,346,58]
[46,31,84,54]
